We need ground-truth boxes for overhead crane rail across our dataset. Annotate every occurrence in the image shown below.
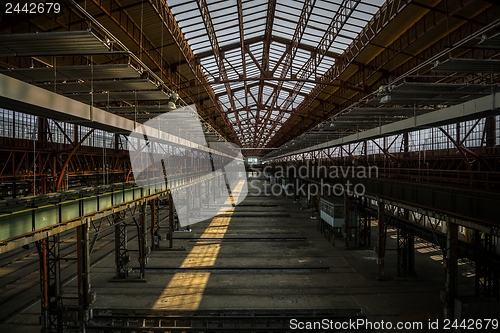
[0,171,225,253]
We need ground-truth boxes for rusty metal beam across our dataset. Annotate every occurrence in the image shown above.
[280,0,360,113]
[269,0,495,148]
[255,0,277,147]
[194,0,246,144]
[205,77,364,91]
[237,0,250,145]
[267,0,361,144]
[56,128,95,191]
[268,0,410,147]
[147,0,237,143]
[255,0,316,147]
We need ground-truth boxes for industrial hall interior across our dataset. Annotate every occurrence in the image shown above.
[0,0,500,332]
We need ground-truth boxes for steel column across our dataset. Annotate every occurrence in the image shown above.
[475,231,500,299]
[168,192,174,248]
[377,202,387,279]
[407,227,416,277]
[150,199,161,251]
[344,193,351,248]
[397,222,409,277]
[37,235,63,333]
[359,197,371,247]
[114,214,129,279]
[136,203,147,279]
[444,222,458,319]
[76,223,91,333]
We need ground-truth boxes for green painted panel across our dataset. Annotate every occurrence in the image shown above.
[134,188,142,199]
[98,194,112,210]
[35,205,58,229]
[113,191,123,205]
[124,189,133,202]
[60,200,80,221]
[0,211,32,241]
[83,197,97,215]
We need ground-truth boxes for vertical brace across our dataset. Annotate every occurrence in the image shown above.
[150,199,161,251]
[77,223,91,332]
[136,203,147,279]
[397,222,408,277]
[444,222,458,319]
[168,191,174,248]
[37,235,63,333]
[407,226,416,277]
[344,193,351,248]
[359,197,370,247]
[377,202,387,279]
[114,214,129,279]
[475,231,500,299]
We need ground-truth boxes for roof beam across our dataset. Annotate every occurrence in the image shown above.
[236,0,249,137]
[205,77,363,92]
[268,0,411,149]
[256,0,277,148]
[146,0,237,143]
[194,0,247,144]
[255,0,317,148]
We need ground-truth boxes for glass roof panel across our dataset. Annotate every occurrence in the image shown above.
[166,0,385,147]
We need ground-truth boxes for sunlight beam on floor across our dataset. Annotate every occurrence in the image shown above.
[153,180,246,310]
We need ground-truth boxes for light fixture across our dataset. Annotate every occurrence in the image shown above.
[170,91,179,102]
[166,101,176,110]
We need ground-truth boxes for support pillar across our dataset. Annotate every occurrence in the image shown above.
[150,199,160,251]
[408,228,416,277]
[114,215,129,279]
[37,235,63,333]
[444,222,459,319]
[344,193,351,248]
[168,192,174,248]
[377,202,387,279]
[359,197,371,247]
[397,222,409,278]
[397,208,415,278]
[293,176,299,203]
[136,203,147,279]
[76,223,91,333]
[186,184,191,228]
[475,231,500,299]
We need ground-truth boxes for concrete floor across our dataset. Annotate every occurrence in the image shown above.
[4,178,480,332]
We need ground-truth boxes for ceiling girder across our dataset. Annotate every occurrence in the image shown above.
[255,0,317,148]
[194,0,247,144]
[265,0,361,147]
[147,0,237,143]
